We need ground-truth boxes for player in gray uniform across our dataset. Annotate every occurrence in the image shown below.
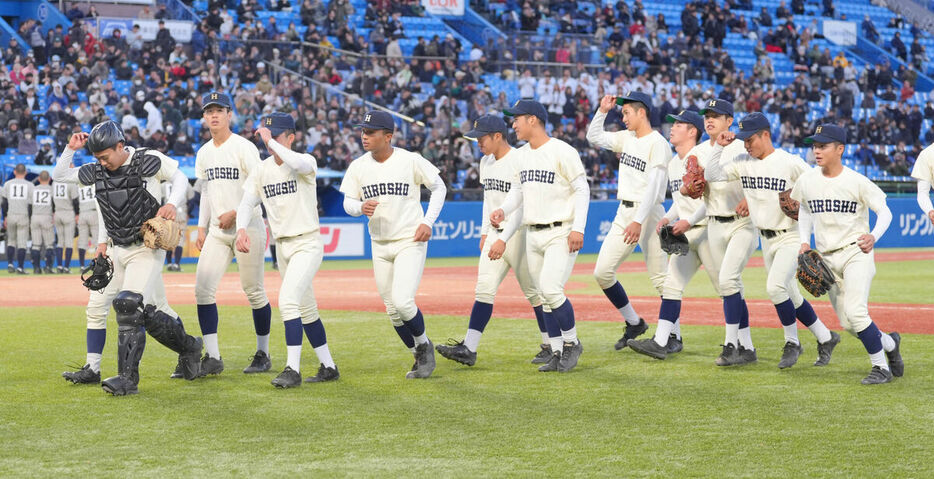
[30,171,56,274]
[76,183,99,267]
[2,164,33,274]
[52,175,79,273]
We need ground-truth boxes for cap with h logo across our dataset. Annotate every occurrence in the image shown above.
[615,91,653,112]
[665,109,704,134]
[734,112,771,140]
[503,99,548,126]
[261,112,295,137]
[804,124,847,145]
[202,91,232,110]
[356,110,396,132]
[699,99,734,117]
[464,114,507,140]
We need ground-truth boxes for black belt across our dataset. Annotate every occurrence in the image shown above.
[759,229,788,239]
[494,227,504,233]
[529,221,563,230]
[620,200,635,208]
[823,241,858,255]
[710,215,737,223]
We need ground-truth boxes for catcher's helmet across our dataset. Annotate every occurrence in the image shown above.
[87,120,126,153]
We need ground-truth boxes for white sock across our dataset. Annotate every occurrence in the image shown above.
[738,327,754,350]
[313,344,336,369]
[549,337,564,353]
[782,324,800,345]
[880,332,896,352]
[256,334,270,354]
[619,303,641,325]
[807,320,832,344]
[414,333,429,345]
[654,320,675,346]
[672,319,682,339]
[464,329,482,352]
[409,347,417,354]
[540,331,550,343]
[286,345,302,373]
[204,333,220,358]
[561,326,578,344]
[87,353,102,372]
[725,324,739,346]
[869,351,889,370]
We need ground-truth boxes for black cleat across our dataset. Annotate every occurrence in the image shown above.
[405,340,436,379]
[778,341,804,369]
[814,331,841,367]
[177,337,203,380]
[715,343,738,366]
[558,340,583,372]
[538,350,561,372]
[43,266,54,274]
[736,345,758,365]
[15,268,28,275]
[169,359,184,379]
[197,354,224,377]
[101,375,139,396]
[436,340,477,367]
[666,334,683,354]
[305,363,340,383]
[63,267,72,274]
[628,337,668,360]
[532,343,553,364]
[63,364,101,384]
[56,266,65,274]
[243,350,272,373]
[615,318,648,350]
[33,266,41,274]
[861,366,893,385]
[886,332,903,377]
[6,265,13,274]
[271,366,302,388]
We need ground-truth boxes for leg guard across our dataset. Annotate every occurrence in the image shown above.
[143,305,202,380]
[102,291,147,395]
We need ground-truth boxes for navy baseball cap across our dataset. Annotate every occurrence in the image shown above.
[665,109,704,133]
[734,112,771,140]
[503,99,548,126]
[804,124,847,145]
[261,112,295,137]
[616,91,653,111]
[202,91,232,110]
[699,99,734,117]
[356,110,395,132]
[464,114,507,140]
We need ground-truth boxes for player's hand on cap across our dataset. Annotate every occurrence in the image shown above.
[656,218,669,234]
[413,223,432,242]
[479,234,486,251]
[218,210,237,229]
[623,221,641,245]
[255,127,273,144]
[95,242,108,258]
[598,95,616,113]
[716,131,735,147]
[68,132,89,150]
[671,219,691,236]
[568,231,583,253]
[362,200,379,217]
[490,208,505,228]
[235,228,251,253]
[735,198,749,217]
[196,227,207,251]
[157,203,177,221]
[857,234,875,253]
[488,239,506,260]
[799,243,811,255]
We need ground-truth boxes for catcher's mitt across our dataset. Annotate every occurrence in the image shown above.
[681,155,706,199]
[779,189,799,221]
[659,225,690,256]
[796,250,835,297]
[141,216,182,251]
[81,254,114,292]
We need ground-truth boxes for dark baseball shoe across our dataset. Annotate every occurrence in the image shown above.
[778,341,804,369]
[715,343,738,366]
[666,334,683,354]
[436,340,477,367]
[271,366,302,388]
[177,337,203,380]
[243,350,272,373]
[736,345,758,365]
[6,265,13,274]
[628,337,668,360]
[405,340,436,379]
[861,366,893,385]
[63,267,72,274]
[532,343,553,364]
[63,364,101,384]
[101,375,138,396]
[614,318,648,350]
[15,268,28,275]
[43,266,54,274]
[886,332,903,377]
[558,340,582,372]
[814,331,841,367]
[56,266,65,274]
[33,266,41,274]
[169,359,184,379]
[538,350,561,372]
[272,262,279,270]
[198,354,224,377]
[305,363,340,383]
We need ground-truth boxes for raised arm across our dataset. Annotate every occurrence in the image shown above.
[586,97,627,152]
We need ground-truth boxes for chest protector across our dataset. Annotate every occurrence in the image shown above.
[79,148,161,246]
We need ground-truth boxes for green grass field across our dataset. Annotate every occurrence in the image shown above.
[2,304,932,477]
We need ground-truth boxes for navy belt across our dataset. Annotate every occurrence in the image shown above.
[711,215,737,223]
[529,221,563,230]
[494,227,504,233]
[823,241,858,255]
[759,229,788,239]
[620,200,635,208]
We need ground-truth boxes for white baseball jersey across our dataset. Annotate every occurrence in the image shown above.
[910,143,934,184]
[2,179,33,215]
[31,184,53,215]
[513,138,587,225]
[719,148,811,230]
[588,114,671,202]
[479,148,521,234]
[791,167,888,253]
[195,133,263,229]
[246,154,319,238]
[693,139,747,216]
[340,147,440,242]
[667,147,707,225]
[77,185,97,213]
[52,182,78,213]
[162,180,193,217]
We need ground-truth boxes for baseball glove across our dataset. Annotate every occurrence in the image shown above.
[796,250,835,297]
[81,254,114,292]
[141,216,182,251]
[779,189,800,221]
[659,225,690,256]
[681,155,706,199]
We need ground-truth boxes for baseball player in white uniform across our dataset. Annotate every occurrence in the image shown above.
[435,114,549,367]
[52,176,78,273]
[340,110,447,379]
[162,178,193,271]
[2,164,33,274]
[628,110,720,359]
[912,143,934,225]
[586,92,670,350]
[235,112,340,388]
[707,112,840,369]
[491,100,590,373]
[792,124,903,384]
[693,100,759,366]
[31,171,55,274]
[76,182,99,267]
[194,91,272,377]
